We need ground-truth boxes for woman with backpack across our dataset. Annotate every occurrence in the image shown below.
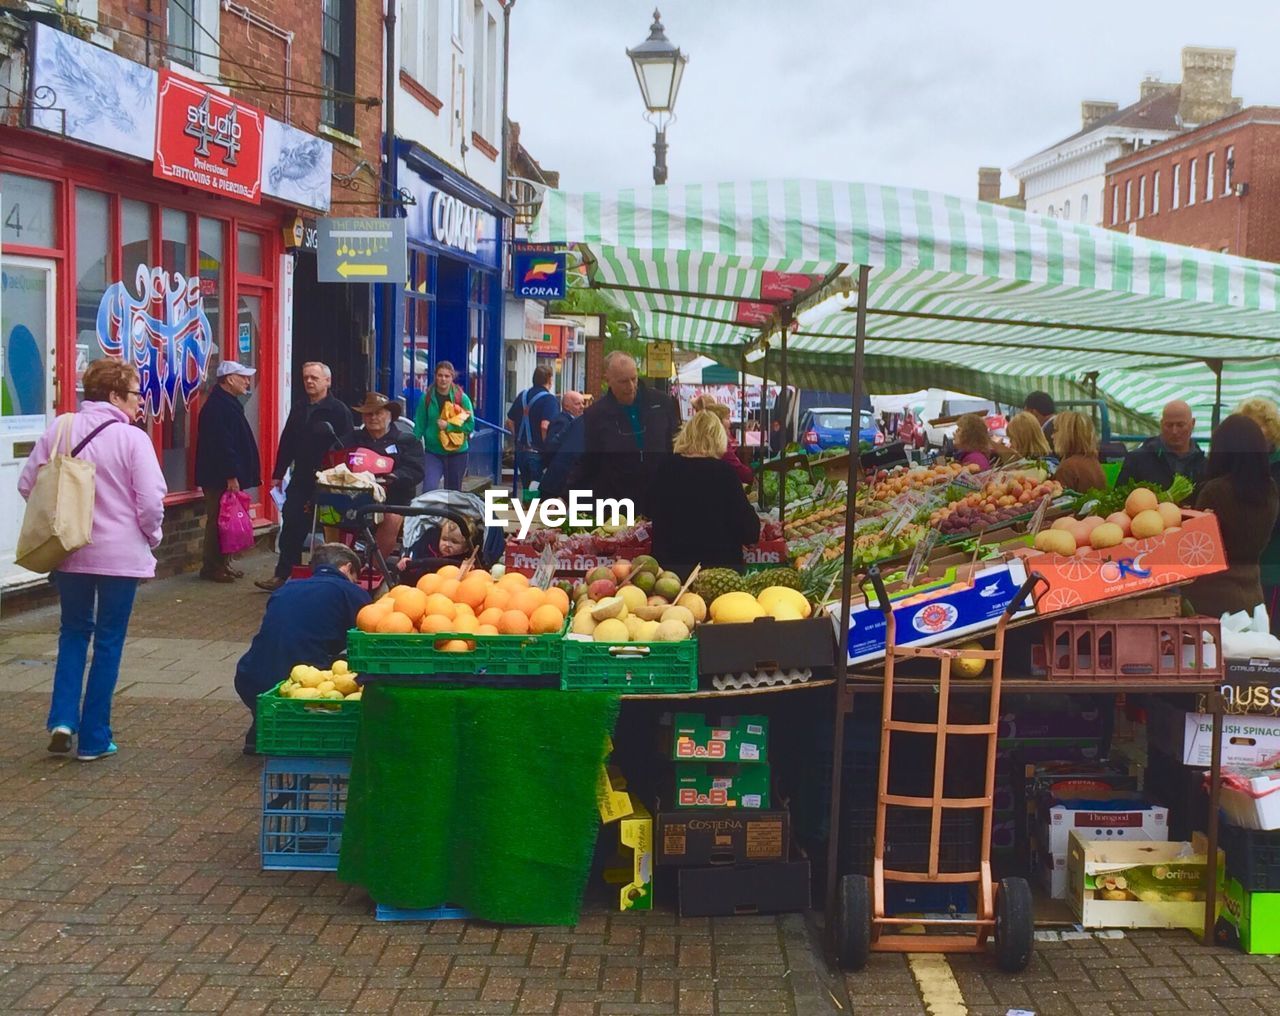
[17,359,167,761]
[413,361,475,492]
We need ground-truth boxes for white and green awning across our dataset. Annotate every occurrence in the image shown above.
[530,180,1280,431]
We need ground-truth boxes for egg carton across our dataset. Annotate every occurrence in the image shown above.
[711,668,813,691]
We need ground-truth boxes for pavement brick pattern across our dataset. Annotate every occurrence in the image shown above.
[3,556,1280,1013]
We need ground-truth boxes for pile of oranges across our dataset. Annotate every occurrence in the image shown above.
[354,566,569,650]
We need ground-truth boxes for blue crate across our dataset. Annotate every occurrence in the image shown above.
[375,904,470,922]
[260,756,349,871]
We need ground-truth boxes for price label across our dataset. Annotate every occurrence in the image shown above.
[1029,495,1052,537]
[903,529,939,588]
[531,545,557,590]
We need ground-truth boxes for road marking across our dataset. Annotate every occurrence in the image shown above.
[907,953,968,1015]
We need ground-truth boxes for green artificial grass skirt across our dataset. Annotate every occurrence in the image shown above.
[337,684,620,925]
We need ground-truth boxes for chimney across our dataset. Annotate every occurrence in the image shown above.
[1179,46,1236,126]
[977,167,1002,203]
[1139,77,1172,101]
[1081,100,1119,130]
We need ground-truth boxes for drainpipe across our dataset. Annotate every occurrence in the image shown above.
[221,0,294,123]
[379,0,398,396]
[500,0,515,206]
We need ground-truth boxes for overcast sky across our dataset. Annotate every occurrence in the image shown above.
[508,0,1274,198]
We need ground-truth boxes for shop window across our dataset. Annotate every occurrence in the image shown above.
[238,229,263,276]
[1,173,55,248]
[199,217,224,366]
[74,189,111,398]
[322,0,357,134]
[159,208,194,492]
[403,251,435,413]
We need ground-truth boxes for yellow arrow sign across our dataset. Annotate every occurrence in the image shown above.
[336,261,389,278]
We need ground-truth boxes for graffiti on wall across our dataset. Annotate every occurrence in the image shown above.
[96,265,214,418]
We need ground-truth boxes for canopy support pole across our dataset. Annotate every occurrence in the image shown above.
[759,346,771,506]
[825,263,871,963]
[1208,359,1224,430]
[739,357,747,449]
[779,310,791,526]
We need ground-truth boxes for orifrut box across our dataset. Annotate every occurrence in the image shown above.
[602,804,653,912]
[673,713,768,763]
[1147,699,1280,767]
[836,559,1033,666]
[1039,792,1169,857]
[1067,832,1220,930]
[674,763,770,809]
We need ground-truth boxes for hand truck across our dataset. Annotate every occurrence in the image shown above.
[836,566,1046,972]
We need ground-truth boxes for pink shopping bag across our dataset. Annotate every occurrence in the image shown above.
[218,490,255,555]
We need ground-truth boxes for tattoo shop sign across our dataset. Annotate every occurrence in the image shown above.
[154,70,264,203]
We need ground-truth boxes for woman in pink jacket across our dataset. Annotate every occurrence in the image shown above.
[18,359,167,761]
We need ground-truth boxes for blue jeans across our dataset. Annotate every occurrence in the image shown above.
[424,451,468,492]
[49,572,139,754]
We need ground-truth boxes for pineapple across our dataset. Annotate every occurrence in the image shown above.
[745,567,806,596]
[691,567,747,602]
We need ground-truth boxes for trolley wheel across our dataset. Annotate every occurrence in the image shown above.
[836,874,872,971]
[994,876,1035,973]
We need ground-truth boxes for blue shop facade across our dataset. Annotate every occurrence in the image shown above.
[382,140,512,484]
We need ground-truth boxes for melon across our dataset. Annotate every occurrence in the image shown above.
[1130,509,1165,539]
[590,596,628,622]
[655,619,691,642]
[709,592,766,623]
[756,586,811,619]
[1156,501,1182,529]
[593,618,629,643]
[617,585,648,613]
[1125,487,1160,517]
[1033,529,1076,556]
[1090,522,1125,549]
[1105,511,1133,537]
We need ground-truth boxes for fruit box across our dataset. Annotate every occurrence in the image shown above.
[835,558,1034,666]
[674,763,771,809]
[696,617,835,676]
[346,621,567,677]
[255,681,361,757]
[742,539,789,569]
[1197,658,1280,717]
[1067,832,1220,929]
[1038,791,1169,857]
[672,713,769,763]
[1216,876,1280,954]
[677,860,810,917]
[602,804,653,912]
[1146,699,1280,767]
[1013,509,1226,614]
[656,809,789,867]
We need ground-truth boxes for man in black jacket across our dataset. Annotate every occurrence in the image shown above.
[1116,399,1207,489]
[569,353,681,512]
[257,362,353,591]
[195,361,261,582]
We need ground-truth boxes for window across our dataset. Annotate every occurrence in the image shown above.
[1047,204,1055,218]
[402,250,435,415]
[485,12,498,139]
[452,0,464,42]
[74,190,110,397]
[1172,164,1181,209]
[1206,152,1215,202]
[1124,180,1132,220]
[1188,158,1197,206]
[1110,185,1118,225]
[167,0,197,68]
[1063,199,1071,220]
[238,230,263,276]
[467,269,490,411]
[1138,176,1146,218]
[1081,193,1088,222]
[471,2,486,137]
[1,173,56,248]
[402,0,440,92]
[1152,170,1161,214]
[1225,145,1235,195]
[322,0,356,134]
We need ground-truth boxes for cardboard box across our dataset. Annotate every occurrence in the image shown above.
[597,764,634,824]
[603,804,653,911]
[1086,593,1182,620]
[1067,832,1219,929]
[677,860,810,917]
[836,558,1034,666]
[1216,876,1280,954]
[1030,832,1069,899]
[1016,509,1226,613]
[675,764,770,809]
[696,618,835,676]
[742,539,789,568]
[656,809,789,867]
[1147,699,1280,767]
[1040,792,1169,857]
[1219,767,1280,831]
[1197,658,1280,717]
[673,713,769,763]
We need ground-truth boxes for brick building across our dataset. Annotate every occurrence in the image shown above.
[1103,107,1280,262]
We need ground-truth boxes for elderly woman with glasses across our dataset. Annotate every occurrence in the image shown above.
[18,358,168,762]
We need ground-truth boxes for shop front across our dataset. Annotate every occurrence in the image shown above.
[390,142,511,487]
[0,24,332,589]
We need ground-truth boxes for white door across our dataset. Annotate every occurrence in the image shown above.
[0,256,58,587]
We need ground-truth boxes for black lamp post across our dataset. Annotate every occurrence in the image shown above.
[626,9,688,186]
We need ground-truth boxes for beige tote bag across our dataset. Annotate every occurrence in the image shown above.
[16,415,114,573]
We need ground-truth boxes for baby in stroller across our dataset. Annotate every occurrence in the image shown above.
[390,490,504,585]
[396,517,472,583]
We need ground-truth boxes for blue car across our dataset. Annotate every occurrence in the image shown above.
[800,407,880,451]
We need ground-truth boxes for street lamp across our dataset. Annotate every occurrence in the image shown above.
[626,9,688,186]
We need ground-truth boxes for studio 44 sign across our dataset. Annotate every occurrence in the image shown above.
[154,70,264,203]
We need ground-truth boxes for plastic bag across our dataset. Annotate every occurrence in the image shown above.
[218,489,255,555]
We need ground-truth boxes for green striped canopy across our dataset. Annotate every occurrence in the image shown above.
[530,180,1280,431]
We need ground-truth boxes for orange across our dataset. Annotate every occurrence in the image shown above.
[436,565,461,580]
[387,584,419,606]
[419,613,455,634]
[498,571,530,591]
[529,603,565,635]
[511,588,545,617]
[393,587,429,623]
[483,586,512,613]
[477,607,504,628]
[451,613,479,634]
[438,578,461,601]
[376,611,415,634]
[437,639,474,652]
[456,576,489,610]
[497,610,530,635]
[356,602,392,633]
[424,593,456,620]
[542,587,570,615]
[416,572,442,595]
[476,624,499,636]
[453,602,475,617]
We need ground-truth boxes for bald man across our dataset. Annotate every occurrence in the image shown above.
[1116,399,1207,488]
[539,390,586,500]
[568,353,681,509]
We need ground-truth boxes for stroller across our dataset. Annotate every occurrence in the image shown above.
[359,490,506,589]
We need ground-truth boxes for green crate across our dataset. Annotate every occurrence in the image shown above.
[255,682,361,757]
[347,624,566,676]
[560,637,699,694]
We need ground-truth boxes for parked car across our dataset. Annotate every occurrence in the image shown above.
[922,397,1007,449]
[800,407,880,451]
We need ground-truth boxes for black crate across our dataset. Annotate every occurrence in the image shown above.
[840,804,982,877]
[1221,823,1280,893]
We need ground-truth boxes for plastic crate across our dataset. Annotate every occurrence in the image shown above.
[260,757,348,871]
[255,682,360,757]
[560,637,699,694]
[347,623,566,677]
[1222,824,1280,892]
[1043,618,1222,681]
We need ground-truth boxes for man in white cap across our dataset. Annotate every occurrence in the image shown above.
[195,361,261,582]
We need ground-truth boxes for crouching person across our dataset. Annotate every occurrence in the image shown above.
[233,544,372,753]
